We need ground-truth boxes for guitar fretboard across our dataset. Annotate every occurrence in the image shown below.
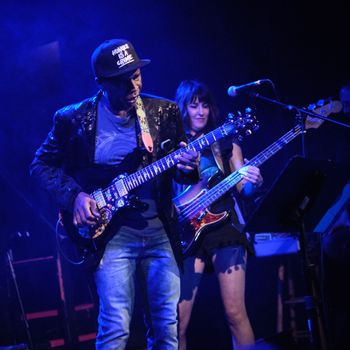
[106,122,237,199]
[179,125,303,220]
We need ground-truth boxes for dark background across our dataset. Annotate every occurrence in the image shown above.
[0,1,349,349]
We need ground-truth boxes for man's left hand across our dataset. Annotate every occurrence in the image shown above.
[175,141,199,173]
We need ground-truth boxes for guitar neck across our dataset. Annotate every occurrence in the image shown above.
[247,125,303,168]
[120,124,235,191]
[182,125,303,218]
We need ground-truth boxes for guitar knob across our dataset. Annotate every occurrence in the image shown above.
[116,198,126,208]
[245,129,252,136]
[100,207,112,223]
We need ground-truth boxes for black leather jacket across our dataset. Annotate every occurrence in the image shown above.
[30,91,198,266]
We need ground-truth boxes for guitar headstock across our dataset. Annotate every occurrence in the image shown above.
[224,107,259,141]
[305,99,343,130]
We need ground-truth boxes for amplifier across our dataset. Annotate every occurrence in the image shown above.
[253,233,300,257]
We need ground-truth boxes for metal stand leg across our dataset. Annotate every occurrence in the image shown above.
[6,250,33,350]
[298,220,328,350]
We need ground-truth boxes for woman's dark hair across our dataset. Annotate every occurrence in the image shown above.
[175,80,219,133]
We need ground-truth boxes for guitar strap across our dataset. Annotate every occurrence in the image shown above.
[135,96,153,153]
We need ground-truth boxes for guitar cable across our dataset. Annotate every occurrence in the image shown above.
[55,219,85,265]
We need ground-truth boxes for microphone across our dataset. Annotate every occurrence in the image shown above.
[227,79,271,97]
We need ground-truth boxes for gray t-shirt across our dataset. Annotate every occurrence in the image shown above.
[95,98,164,236]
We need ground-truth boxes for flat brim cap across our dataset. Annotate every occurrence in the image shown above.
[91,38,150,79]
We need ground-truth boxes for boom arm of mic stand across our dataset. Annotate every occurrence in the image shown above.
[248,92,350,128]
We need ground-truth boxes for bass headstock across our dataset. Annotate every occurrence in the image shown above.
[305,99,343,130]
[224,107,259,141]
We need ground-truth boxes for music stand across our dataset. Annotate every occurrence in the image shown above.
[245,155,350,350]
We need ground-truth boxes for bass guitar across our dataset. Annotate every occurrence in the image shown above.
[58,110,258,260]
[173,100,342,255]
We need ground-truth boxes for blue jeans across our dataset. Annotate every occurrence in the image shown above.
[94,228,180,350]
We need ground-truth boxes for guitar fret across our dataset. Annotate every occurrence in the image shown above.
[142,171,149,181]
[156,161,162,172]
[148,166,155,177]
[165,156,175,168]
[188,144,196,152]
[137,173,144,183]
[125,178,134,191]
[144,168,152,180]
[250,128,300,168]
[204,136,212,145]
[169,156,175,167]
[201,137,209,147]
[131,175,139,187]
[152,163,162,174]
[219,126,227,136]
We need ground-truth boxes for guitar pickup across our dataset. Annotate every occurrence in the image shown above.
[92,189,106,208]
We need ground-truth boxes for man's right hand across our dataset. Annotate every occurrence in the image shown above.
[73,192,101,227]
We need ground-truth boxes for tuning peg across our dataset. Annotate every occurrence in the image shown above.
[308,103,317,111]
[227,113,234,121]
[246,117,256,124]
[317,99,325,107]
[245,107,253,114]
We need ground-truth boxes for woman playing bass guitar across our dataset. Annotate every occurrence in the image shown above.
[173,80,263,350]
